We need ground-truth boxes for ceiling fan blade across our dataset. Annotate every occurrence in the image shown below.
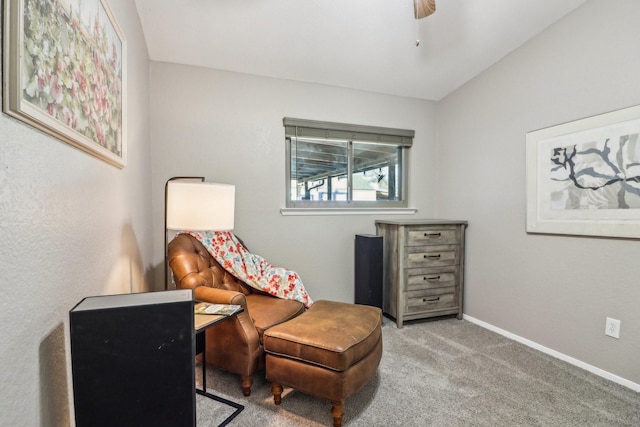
[414,0,436,19]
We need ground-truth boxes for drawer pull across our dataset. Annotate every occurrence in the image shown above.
[424,275,441,281]
[424,232,441,238]
[423,254,441,259]
[422,297,440,303]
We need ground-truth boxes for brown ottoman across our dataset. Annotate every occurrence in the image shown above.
[263,300,383,427]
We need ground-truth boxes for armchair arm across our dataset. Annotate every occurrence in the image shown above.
[194,286,248,308]
[195,286,258,336]
[195,285,261,385]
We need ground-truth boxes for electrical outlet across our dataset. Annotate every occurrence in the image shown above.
[605,317,621,339]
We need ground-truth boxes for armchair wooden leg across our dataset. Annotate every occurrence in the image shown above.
[271,382,283,405]
[331,400,345,427]
[240,375,253,396]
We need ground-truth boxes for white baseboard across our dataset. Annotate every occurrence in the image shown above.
[463,314,640,393]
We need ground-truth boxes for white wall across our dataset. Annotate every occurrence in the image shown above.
[0,2,151,425]
[437,0,640,386]
[150,63,437,302]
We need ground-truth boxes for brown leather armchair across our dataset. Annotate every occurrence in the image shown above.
[168,233,305,396]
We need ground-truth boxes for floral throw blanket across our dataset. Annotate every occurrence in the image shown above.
[182,231,313,308]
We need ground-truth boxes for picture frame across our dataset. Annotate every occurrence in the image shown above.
[526,105,640,239]
[3,0,127,168]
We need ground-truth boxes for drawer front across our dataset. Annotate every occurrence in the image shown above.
[406,287,456,313]
[407,228,458,246]
[406,266,458,291]
[406,245,458,268]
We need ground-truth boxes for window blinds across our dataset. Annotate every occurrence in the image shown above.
[283,117,414,147]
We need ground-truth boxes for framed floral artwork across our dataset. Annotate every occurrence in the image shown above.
[526,105,640,238]
[3,0,126,167]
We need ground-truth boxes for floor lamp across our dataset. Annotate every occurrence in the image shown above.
[164,177,236,290]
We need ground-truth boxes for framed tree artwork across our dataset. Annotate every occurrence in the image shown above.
[3,0,127,168]
[526,105,640,239]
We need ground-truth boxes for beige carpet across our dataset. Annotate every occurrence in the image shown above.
[196,316,640,426]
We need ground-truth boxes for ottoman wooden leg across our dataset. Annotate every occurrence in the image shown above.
[271,382,283,405]
[331,400,345,427]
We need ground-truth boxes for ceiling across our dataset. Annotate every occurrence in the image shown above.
[134,0,586,101]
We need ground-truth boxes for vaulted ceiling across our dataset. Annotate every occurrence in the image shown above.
[134,0,586,101]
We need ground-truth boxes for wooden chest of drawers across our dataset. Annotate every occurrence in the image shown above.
[375,220,467,328]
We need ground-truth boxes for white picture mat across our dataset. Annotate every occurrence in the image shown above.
[526,105,640,238]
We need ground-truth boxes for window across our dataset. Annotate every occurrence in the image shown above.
[284,118,413,209]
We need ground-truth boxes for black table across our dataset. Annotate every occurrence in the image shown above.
[195,312,244,426]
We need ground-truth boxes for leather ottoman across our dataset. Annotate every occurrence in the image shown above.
[263,300,383,427]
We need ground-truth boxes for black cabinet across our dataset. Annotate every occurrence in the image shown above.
[70,290,195,427]
[355,234,383,309]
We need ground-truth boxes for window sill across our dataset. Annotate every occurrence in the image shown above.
[280,207,418,216]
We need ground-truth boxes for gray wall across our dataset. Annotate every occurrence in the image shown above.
[149,63,438,302]
[437,0,640,386]
[0,2,152,425]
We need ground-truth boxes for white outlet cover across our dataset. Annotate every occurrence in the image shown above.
[605,317,621,339]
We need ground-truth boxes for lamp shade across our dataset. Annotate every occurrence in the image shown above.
[166,181,235,231]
